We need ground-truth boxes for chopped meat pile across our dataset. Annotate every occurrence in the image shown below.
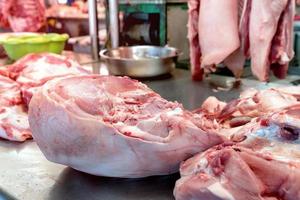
[0,53,89,142]
[188,0,295,81]
[0,0,46,32]
[28,75,224,178]
[174,88,300,200]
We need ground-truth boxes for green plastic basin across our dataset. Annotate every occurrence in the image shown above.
[0,33,69,60]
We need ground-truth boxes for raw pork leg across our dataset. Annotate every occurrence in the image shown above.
[199,0,240,72]
[249,0,289,81]
[28,75,224,178]
[188,0,203,81]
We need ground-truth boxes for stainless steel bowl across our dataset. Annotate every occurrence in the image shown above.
[100,45,180,77]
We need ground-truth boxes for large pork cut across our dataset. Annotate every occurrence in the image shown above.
[1,53,90,106]
[0,75,30,141]
[174,104,300,200]
[28,75,224,178]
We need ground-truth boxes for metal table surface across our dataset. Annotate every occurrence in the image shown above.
[0,69,292,200]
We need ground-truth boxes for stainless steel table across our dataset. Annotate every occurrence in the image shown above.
[0,69,292,200]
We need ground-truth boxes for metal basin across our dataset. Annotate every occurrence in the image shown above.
[100,45,180,77]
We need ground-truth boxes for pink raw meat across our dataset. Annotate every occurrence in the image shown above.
[28,75,224,178]
[2,53,90,106]
[249,0,290,81]
[187,0,203,81]
[0,74,22,106]
[174,143,300,200]
[174,96,300,200]
[0,74,31,141]
[0,0,46,32]
[0,105,31,141]
[198,0,240,72]
[270,0,295,79]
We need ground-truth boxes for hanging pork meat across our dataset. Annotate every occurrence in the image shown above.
[188,0,295,81]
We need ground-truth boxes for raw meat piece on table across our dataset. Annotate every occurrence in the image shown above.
[2,53,90,106]
[174,90,300,200]
[0,106,31,142]
[0,75,31,141]
[29,75,224,178]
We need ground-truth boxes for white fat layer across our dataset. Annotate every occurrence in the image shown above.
[112,107,182,141]
[207,182,235,200]
[17,57,81,83]
[0,106,29,129]
[166,107,183,116]
[196,157,212,175]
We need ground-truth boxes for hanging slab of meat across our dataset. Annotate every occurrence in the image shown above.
[174,103,300,200]
[1,53,90,106]
[0,0,46,32]
[187,0,203,81]
[270,0,295,79]
[198,0,240,72]
[224,0,249,78]
[0,75,31,141]
[28,75,224,178]
[0,0,9,28]
[249,0,291,81]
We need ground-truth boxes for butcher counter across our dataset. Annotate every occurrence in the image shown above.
[0,68,297,200]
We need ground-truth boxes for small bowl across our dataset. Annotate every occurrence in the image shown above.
[100,45,180,77]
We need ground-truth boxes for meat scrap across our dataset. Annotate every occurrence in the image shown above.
[0,75,31,142]
[28,75,224,178]
[199,87,299,133]
[188,0,295,81]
